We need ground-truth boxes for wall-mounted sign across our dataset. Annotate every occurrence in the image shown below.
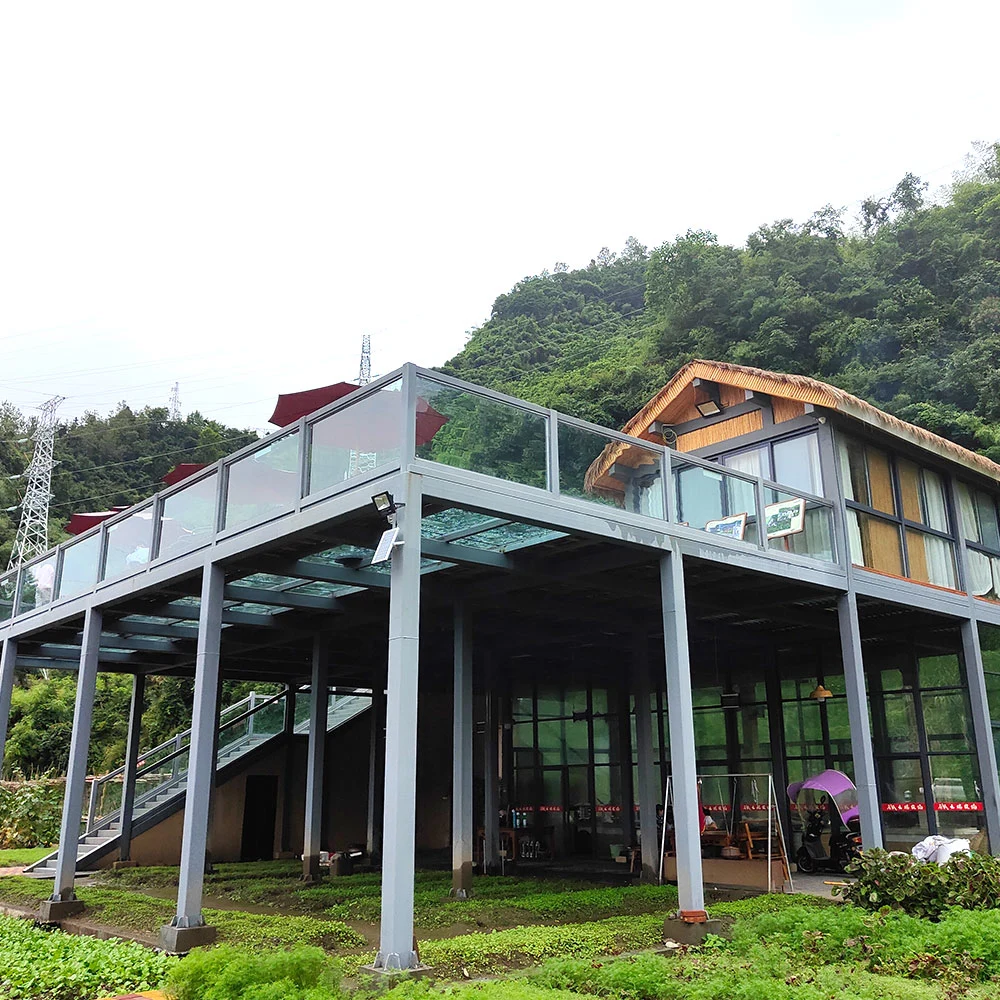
[765,497,806,539]
[934,801,983,812]
[882,802,926,812]
[704,512,747,539]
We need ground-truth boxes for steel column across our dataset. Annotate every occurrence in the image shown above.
[303,635,330,882]
[366,682,385,858]
[0,639,18,773]
[659,552,706,918]
[118,672,146,862]
[374,473,423,971]
[483,683,500,873]
[837,591,883,848]
[961,619,1000,853]
[280,684,296,854]
[167,564,225,934]
[451,604,474,896]
[51,608,103,903]
[632,632,660,881]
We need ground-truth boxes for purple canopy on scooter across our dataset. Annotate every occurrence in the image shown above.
[787,768,860,826]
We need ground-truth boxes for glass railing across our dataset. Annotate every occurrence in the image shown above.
[2,366,845,626]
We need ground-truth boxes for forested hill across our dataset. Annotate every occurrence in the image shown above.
[442,142,1000,461]
[0,406,259,568]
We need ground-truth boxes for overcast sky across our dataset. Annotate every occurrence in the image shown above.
[1,1,998,433]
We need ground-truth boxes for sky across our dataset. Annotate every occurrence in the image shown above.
[1,0,998,433]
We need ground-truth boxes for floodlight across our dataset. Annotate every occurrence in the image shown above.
[695,398,724,418]
[371,492,396,515]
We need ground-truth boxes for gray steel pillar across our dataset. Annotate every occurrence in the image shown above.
[43,608,103,917]
[0,638,18,774]
[118,672,146,863]
[659,552,706,920]
[837,591,883,848]
[366,682,385,858]
[483,686,500,873]
[302,636,329,882]
[632,633,660,881]
[159,564,224,952]
[374,474,423,972]
[280,684,296,854]
[451,604,474,896]
[961,619,1000,853]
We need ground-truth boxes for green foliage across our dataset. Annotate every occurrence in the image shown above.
[443,145,1000,477]
[0,912,175,999]
[0,779,63,847]
[835,849,1000,918]
[166,944,343,1000]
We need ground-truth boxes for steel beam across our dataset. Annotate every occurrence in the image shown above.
[0,639,17,772]
[302,636,330,882]
[374,473,423,972]
[837,591,883,848]
[49,608,103,906]
[223,585,343,611]
[962,620,1000,853]
[421,538,513,571]
[451,604,473,897]
[118,673,146,862]
[632,633,660,882]
[659,552,706,919]
[161,564,225,949]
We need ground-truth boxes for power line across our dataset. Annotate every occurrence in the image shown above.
[49,480,165,512]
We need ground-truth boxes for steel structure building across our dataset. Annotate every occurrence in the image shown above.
[2,361,1000,966]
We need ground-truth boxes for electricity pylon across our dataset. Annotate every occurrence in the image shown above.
[7,396,65,570]
[359,335,371,385]
[169,382,181,421]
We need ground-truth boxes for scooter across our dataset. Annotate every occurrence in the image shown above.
[794,799,862,873]
[788,770,864,874]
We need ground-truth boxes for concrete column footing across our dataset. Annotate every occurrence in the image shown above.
[662,916,723,945]
[38,899,84,922]
[158,922,218,954]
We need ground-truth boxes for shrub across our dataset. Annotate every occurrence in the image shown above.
[166,944,343,1000]
[837,848,1000,918]
[0,912,175,999]
[0,779,63,848]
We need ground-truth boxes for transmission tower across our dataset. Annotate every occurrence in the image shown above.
[358,335,371,385]
[169,382,181,421]
[7,395,65,570]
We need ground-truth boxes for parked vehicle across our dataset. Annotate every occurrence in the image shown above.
[787,769,863,874]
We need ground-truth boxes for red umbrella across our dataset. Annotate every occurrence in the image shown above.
[269,383,359,428]
[163,463,209,486]
[269,383,448,446]
[66,507,129,536]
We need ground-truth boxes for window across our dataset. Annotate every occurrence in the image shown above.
[839,434,957,589]
[957,483,1000,600]
[719,432,823,496]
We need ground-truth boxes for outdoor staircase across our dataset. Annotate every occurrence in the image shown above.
[26,687,369,877]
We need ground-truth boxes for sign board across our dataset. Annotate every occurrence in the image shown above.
[371,526,400,564]
[765,497,806,539]
[704,512,747,539]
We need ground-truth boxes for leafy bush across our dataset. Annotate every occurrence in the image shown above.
[526,950,955,1000]
[0,912,175,999]
[166,944,343,1000]
[0,779,63,848]
[837,848,1000,918]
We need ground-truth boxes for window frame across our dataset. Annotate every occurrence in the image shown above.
[836,431,960,587]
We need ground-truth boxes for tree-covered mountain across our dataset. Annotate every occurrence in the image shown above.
[443,141,1000,460]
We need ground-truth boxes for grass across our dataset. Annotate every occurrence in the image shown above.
[0,846,51,867]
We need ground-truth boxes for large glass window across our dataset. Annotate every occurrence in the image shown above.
[839,434,958,589]
[958,483,1000,600]
[720,432,822,497]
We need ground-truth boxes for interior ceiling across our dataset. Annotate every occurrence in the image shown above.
[14,499,963,685]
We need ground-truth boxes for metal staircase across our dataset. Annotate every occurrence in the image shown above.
[26,687,369,876]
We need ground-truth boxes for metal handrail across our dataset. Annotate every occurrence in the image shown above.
[84,688,287,831]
